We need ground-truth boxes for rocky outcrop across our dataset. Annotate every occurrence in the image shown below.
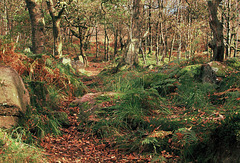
[0,65,30,128]
[200,64,217,84]
[176,62,223,84]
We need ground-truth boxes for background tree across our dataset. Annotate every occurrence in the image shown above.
[0,0,238,61]
[124,0,142,66]
[207,0,224,61]
[65,0,101,66]
[25,0,45,54]
[220,0,240,58]
[46,0,66,57]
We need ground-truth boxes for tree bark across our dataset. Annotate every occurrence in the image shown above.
[225,0,231,58]
[207,0,224,62]
[104,22,109,61]
[95,22,99,58]
[46,0,65,57]
[124,0,141,66]
[114,27,118,58]
[3,0,9,35]
[70,27,88,66]
[25,0,45,54]
[177,0,182,63]
[148,0,152,54]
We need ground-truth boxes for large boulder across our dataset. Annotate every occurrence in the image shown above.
[208,61,231,77]
[0,65,30,128]
[176,63,219,84]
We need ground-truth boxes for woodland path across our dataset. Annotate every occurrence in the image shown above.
[41,59,151,162]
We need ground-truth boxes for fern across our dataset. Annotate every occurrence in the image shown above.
[142,137,158,145]
[142,137,159,153]
[173,128,198,146]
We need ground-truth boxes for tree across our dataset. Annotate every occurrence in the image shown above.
[65,0,100,66]
[46,0,66,57]
[124,0,142,66]
[25,0,45,54]
[207,0,224,61]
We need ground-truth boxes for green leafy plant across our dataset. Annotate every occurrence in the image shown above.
[89,87,171,154]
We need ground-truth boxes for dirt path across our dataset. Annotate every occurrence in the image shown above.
[41,106,150,162]
[85,62,106,76]
[41,60,150,162]
[81,61,107,93]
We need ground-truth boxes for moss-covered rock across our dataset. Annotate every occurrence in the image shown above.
[208,61,233,77]
[177,64,202,80]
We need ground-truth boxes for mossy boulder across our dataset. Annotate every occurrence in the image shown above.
[208,61,233,77]
[177,64,202,80]
[177,64,218,84]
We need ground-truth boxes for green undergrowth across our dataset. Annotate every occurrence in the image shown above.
[14,54,86,143]
[191,113,240,162]
[2,42,239,162]
[0,129,45,162]
[83,56,240,161]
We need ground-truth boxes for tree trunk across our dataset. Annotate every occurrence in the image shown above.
[119,30,125,51]
[234,0,239,57]
[46,0,65,57]
[25,0,45,54]
[95,23,99,58]
[169,36,175,62]
[160,21,168,63]
[148,0,152,54]
[124,0,141,66]
[78,27,88,66]
[155,22,160,65]
[3,0,8,35]
[114,27,118,58]
[104,24,109,61]
[207,0,224,62]
[225,0,231,58]
[177,0,182,63]
[70,26,88,67]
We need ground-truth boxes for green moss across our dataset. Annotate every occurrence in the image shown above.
[177,64,202,78]
[209,61,233,77]
[177,64,202,83]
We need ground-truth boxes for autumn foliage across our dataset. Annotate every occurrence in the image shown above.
[1,40,240,162]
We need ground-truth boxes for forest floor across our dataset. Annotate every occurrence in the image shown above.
[1,42,239,162]
[41,58,151,162]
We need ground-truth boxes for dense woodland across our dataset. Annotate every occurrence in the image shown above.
[0,0,240,162]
